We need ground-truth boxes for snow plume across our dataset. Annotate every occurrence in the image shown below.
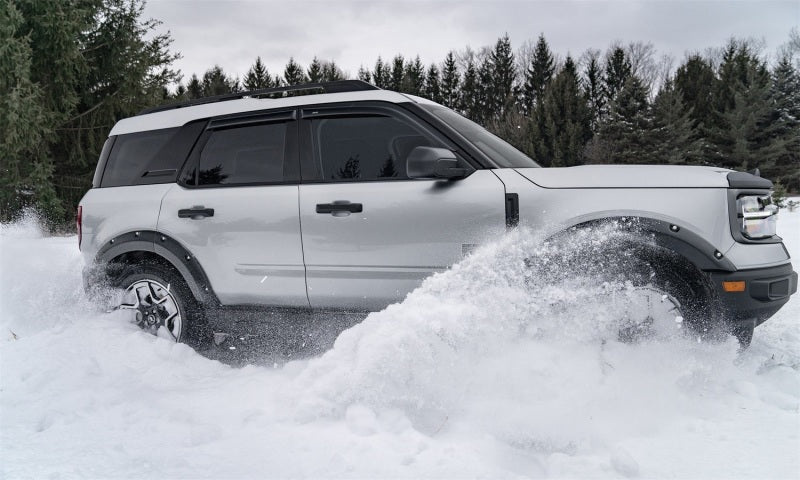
[1,215,799,478]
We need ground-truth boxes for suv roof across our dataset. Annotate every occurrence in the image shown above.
[110,80,419,136]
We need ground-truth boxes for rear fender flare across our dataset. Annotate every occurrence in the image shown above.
[93,230,219,305]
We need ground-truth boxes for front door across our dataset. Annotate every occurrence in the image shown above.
[298,106,506,310]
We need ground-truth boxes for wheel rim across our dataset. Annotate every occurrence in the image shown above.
[618,286,684,341]
[118,279,183,342]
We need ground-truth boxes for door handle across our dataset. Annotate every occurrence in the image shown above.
[178,206,215,219]
[316,201,363,215]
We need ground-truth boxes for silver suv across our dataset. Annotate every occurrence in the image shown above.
[78,80,797,348]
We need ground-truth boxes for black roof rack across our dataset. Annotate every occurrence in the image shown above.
[138,80,380,116]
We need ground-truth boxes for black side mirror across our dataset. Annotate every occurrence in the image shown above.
[406,146,470,180]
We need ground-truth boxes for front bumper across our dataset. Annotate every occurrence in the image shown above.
[709,263,797,326]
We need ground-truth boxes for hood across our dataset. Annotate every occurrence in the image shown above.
[514,165,733,189]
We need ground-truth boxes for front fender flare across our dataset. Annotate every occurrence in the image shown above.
[558,216,737,272]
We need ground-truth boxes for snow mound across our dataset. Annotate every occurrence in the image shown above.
[1,214,799,478]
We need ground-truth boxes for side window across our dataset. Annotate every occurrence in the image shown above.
[311,115,440,182]
[197,122,287,186]
[101,128,178,187]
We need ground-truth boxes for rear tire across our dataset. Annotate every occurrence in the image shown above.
[113,261,210,349]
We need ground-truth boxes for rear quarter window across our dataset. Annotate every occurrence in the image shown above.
[100,128,179,187]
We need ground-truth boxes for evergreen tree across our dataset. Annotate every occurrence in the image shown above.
[389,55,405,91]
[523,33,555,113]
[424,64,442,103]
[707,41,782,171]
[583,51,604,132]
[649,79,700,164]
[591,75,651,164]
[673,55,717,133]
[476,55,494,124]
[187,74,203,99]
[765,56,800,190]
[488,34,516,119]
[440,51,460,108]
[604,46,632,104]
[2,0,180,226]
[0,0,56,221]
[202,65,238,96]
[357,65,372,83]
[460,57,480,120]
[372,56,391,89]
[307,57,323,83]
[283,57,307,85]
[540,56,592,167]
[244,56,272,90]
[403,55,425,95]
[322,60,345,81]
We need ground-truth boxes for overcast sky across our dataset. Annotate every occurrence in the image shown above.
[143,0,799,84]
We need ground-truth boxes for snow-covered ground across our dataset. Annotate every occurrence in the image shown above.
[1,208,798,479]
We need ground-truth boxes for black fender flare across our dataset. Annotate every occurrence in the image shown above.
[557,217,737,273]
[93,230,220,305]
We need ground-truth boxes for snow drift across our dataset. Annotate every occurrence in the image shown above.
[1,210,798,478]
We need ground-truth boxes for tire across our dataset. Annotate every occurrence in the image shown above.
[531,231,724,342]
[112,261,210,349]
[610,244,725,342]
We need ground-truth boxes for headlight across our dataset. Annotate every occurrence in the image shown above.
[737,195,778,239]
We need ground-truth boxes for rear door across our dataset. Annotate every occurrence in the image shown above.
[158,110,308,307]
[298,104,506,310]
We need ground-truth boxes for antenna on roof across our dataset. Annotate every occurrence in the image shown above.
[138,80,380,116]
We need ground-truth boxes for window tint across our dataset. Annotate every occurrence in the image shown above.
[101,128,178,187]
[198,123,287,186]
[311,116,438,181]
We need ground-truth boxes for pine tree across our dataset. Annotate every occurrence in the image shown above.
[307,57,323,83]
[187,74,203,99]
[202,65,237,96]
[244,56,272,90]
[523,33,555,113]
[403,55,425,95]
[424,64,442,102]
[765,56,800,190]
[540,56,592,167]
[460,57,480,119]
[357,65,372,83]
[649,79,700,164]
[0,0,56,221]
[604,46,632,104]
[591,75,651,164]
[390,55,405,91]
[583,51,604,132]
[372,56,390,89]
[6,0,180,226]
[283,57,307,86]
[673,55,717,134]
[706,41,782,171]
[440,51,460,108]
[488,34,516,119]
[322,60,345,81]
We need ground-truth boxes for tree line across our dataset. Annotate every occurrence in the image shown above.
[2,0,798,229]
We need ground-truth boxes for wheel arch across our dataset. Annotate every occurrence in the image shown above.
[92,230,220,306]
[555,215,737,273]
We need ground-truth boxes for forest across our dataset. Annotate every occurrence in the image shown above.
[2,0,799,229]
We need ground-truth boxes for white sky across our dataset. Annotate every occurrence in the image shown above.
[143,0,800,83]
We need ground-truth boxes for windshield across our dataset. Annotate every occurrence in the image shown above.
[421,105,540,168]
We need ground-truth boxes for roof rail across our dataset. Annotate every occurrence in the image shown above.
[138,80,380,116]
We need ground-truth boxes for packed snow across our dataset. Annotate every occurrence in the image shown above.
[1,207,798,479]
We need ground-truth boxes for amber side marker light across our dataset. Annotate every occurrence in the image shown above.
[723,281,746,292]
